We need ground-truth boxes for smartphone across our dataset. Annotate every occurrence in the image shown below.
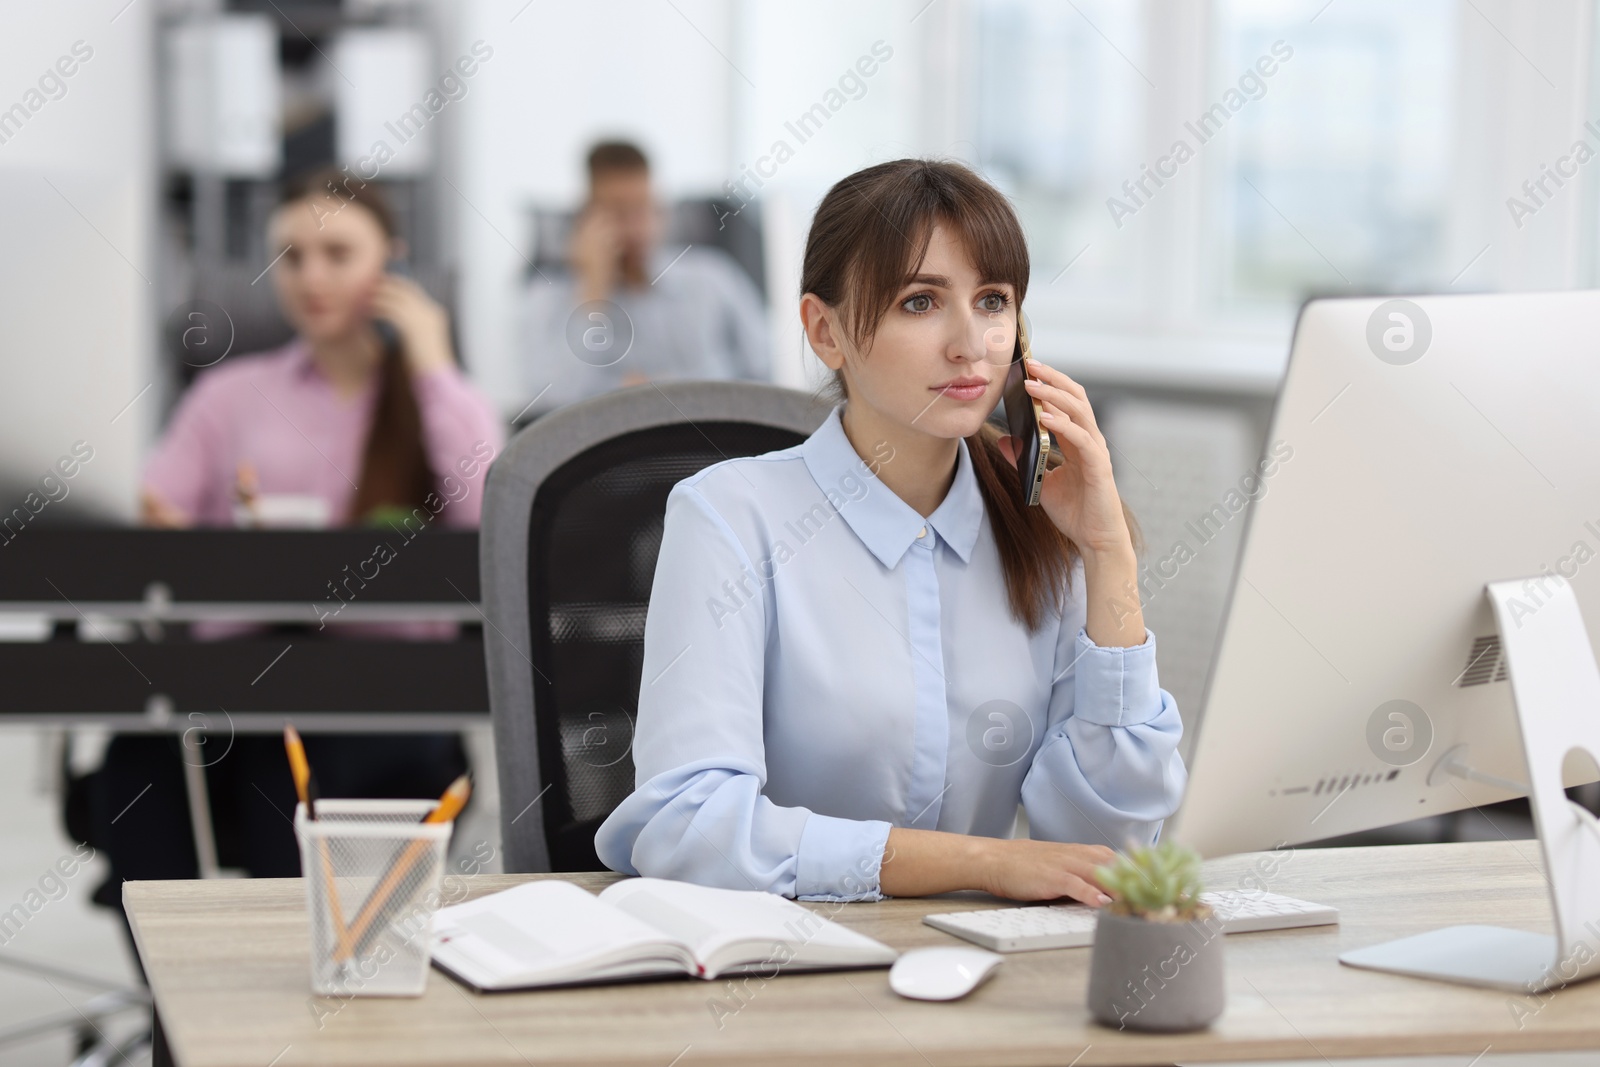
[1002,312,1051,507]
[373,257,408,352]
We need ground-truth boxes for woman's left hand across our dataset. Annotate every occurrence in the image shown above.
[1008,359,1132,557]
[370,274,454,375]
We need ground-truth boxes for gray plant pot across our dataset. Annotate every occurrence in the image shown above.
[1086,909,1226,1032]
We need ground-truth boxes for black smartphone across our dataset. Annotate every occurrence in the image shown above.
[1002,311,1051,507]
[373,257,408,352]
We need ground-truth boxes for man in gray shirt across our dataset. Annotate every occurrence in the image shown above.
[520,141,770,414]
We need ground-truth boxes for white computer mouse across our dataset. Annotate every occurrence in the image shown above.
[888,946,1004,1001]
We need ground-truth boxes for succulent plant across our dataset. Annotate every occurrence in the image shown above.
[1094,840,1210,921]
[362,504,422,529]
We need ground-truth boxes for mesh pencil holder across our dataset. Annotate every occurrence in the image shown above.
[295,799,453,997]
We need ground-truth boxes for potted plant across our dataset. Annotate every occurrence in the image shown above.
[1085,840,1225,1032]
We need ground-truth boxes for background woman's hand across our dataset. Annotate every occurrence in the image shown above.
[1017,359,1131,556]
[981,838,1118,905]
[370,274,453,376]
[139,487,190,528]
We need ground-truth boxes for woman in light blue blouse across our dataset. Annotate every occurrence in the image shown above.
[594,160,1186,904]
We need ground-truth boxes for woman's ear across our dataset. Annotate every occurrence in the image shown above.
[387,236,410,266]
[800,292,847,372]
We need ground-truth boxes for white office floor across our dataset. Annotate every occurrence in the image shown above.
[0,726,1595,1067]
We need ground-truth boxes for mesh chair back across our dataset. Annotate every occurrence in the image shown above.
[483,382,833,871]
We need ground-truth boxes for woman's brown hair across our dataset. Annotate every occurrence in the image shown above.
[279,168,436,522]
[801,158,1139,632]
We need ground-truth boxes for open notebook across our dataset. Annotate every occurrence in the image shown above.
[431,877,898,991]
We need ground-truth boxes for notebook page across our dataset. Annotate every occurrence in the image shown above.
[597,878,896,976]
[433,880,692,988]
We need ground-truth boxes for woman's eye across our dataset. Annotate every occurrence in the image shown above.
[979,292,1009,313]
[902,294,933,313]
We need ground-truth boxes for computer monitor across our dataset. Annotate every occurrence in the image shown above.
[1166,291,1600,991]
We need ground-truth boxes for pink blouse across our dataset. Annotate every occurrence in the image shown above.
[145,339,504,527]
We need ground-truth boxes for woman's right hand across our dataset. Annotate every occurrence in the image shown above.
[139,487,190,528]
[980,838,1118,905]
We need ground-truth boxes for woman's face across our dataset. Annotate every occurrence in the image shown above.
[829,224,1017,442]
[268,197,391,344]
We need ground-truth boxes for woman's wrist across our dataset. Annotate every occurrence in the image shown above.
[1077,522,1137,570]
[1080,538,1146,648]
[880,827,1009,897]
[401,331,454,376]
[969,835,1010,898]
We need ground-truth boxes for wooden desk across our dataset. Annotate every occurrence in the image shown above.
[125,840,1600,1066]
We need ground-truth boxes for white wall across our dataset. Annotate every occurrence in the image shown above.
[0,0,156,521]
[1457,0,1595,292]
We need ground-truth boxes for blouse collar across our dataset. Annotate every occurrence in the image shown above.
[284,337,320,380]
[799,405,984,569]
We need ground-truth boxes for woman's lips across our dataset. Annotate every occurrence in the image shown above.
[933,381,988,401]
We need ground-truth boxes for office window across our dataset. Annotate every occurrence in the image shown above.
[969,0,1463,337]
[973,0,1145,307]
[1214,0,1459,307]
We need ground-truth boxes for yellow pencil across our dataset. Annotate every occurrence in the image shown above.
[285,725,355,963]
[335,774,471,963]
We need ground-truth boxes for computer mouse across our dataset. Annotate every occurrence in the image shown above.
[888,945,1004,1001]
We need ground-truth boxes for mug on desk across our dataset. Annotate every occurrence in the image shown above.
[234,493,331,529]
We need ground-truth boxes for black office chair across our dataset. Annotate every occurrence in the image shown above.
[482,381,832,872]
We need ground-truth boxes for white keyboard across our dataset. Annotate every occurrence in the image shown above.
[922,889,1338,953]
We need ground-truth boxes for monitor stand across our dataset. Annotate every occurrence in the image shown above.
[1339,574,1600,994]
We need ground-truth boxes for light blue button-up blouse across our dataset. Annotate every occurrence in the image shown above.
[593,404,1187,901]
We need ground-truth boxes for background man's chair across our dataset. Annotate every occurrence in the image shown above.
[524,198,767,300]
[482,381,832,873]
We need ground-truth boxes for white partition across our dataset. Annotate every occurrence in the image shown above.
[0,1,156,523]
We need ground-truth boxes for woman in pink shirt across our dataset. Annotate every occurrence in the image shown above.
[91,171,504,906]
[142,175,502,529]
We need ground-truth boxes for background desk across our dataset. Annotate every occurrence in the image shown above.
[0,529,488,730]
[125,840,1600,1066]
[0,529,492,882]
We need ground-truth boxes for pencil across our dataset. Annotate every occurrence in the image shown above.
[284,724,314,815]
[336,774,471,963]
[285,725,355,963]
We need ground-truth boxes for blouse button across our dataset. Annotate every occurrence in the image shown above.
[917,526,927,538]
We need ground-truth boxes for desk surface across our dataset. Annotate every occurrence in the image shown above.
[125,840,1600,1066]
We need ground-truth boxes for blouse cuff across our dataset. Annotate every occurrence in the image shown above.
[795,812,892,901]
[1070,627,1163,728]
